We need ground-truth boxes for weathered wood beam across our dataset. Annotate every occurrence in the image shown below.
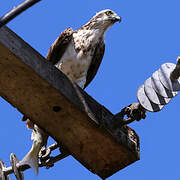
[0,26,139,179]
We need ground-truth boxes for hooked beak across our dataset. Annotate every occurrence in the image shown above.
[112,15,121,23]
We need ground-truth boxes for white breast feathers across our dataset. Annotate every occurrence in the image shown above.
[55,28,104,89]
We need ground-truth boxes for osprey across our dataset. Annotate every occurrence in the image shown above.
[20,9,121,174]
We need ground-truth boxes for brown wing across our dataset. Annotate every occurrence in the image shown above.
[84,39,105,89]
[46,28,73,64]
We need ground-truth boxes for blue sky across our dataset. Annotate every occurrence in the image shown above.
[0,0,180,179]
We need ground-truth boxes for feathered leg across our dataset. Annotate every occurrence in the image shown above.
[19,122,48,175]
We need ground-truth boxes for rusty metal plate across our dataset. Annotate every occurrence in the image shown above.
[159,63,180,91]
[151,71,178,98]
[144,77,171,105]
[137,85,164,112]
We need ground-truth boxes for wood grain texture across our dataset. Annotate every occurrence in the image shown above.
[0,26,139,179]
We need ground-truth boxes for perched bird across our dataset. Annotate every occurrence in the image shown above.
[19,9,121,174]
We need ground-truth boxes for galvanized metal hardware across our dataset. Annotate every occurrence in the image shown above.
[113,103,146,128]
[137,57,180,112]
[0,159,10,180]
[0,143,69,180]
[10,153,24,180]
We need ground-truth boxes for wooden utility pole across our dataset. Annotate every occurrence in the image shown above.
[0,26,139,179]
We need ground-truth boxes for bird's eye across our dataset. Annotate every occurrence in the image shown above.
[105,11,113,16]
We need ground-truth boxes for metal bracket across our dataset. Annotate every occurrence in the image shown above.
[112,103,146,128]
[0,143,70,180]
[0,160,10,180]
[10,153,24,180]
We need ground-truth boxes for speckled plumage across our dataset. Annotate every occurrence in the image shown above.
[53,28,105,89]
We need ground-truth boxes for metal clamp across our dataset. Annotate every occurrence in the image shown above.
[113,103,146,127]
[10,153,24,180]
[0,143,69,180]
[0,160,10,180]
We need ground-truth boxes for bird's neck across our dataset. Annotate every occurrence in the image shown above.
[82,22,108,37]
[73,24,106,54]
[78,27,105,43]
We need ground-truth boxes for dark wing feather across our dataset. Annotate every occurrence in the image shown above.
[46,28,73,64]
[84,39,105,89]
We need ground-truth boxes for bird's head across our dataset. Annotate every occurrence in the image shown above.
[86,9,121,31]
